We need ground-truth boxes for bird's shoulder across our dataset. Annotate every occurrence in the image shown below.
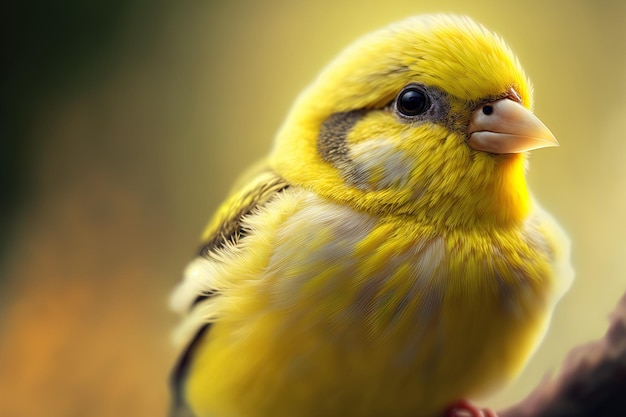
[198,162,291,258]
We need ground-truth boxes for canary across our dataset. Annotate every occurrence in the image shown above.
[170,15,573,417]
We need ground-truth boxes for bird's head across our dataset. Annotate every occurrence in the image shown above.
[270,15,557,229]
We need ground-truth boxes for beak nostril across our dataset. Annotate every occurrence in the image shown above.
[467,98,558,154]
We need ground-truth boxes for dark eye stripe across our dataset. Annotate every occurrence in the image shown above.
[318,110,366,167]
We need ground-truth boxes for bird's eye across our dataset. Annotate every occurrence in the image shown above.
[396,87,431,116]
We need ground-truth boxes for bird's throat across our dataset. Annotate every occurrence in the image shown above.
[477,154,532,227]
[411,153,532,230]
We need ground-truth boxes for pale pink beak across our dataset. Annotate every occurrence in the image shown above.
[467,98,558,154]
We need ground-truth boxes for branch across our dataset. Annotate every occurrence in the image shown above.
[499,291,626,417]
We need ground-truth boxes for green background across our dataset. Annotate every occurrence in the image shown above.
[2,1,625,415]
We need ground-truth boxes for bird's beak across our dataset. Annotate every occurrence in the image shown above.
[467,98,558,154]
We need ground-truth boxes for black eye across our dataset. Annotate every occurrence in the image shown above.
[396,87,431,116]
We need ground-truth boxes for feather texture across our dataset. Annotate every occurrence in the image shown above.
[170,14,573,417]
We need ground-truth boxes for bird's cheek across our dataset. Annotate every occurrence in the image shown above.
[347,138,416,192]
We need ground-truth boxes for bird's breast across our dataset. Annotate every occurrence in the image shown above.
[262,189,552,329]
[187,188,561,417]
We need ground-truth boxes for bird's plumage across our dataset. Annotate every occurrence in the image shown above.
[170,14,573,417]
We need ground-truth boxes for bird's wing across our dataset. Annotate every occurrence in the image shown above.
[169,165,290,417]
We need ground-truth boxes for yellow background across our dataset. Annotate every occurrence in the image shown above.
[1,1,625,416]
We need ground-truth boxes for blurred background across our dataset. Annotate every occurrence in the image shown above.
[1,1,625,416]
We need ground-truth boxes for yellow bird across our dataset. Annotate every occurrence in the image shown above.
[170,15,573,417]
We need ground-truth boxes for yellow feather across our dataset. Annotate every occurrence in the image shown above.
[170,14,573,417]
